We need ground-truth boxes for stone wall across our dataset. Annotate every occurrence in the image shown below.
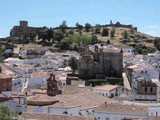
[79,47,123,79]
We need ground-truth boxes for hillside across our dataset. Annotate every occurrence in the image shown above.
[2,22,158,55]
[63,25,155,48]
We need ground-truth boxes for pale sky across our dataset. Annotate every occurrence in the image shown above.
[0,0,160,37]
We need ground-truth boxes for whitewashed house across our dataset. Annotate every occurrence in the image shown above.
[93,84,132,98]
[12,76,28,92]
[126,62,159,90]
[26,92,117,116]
[0,91,28,113]
[94,103,148,120]
[4,57,24,65]
[27,70,48,88]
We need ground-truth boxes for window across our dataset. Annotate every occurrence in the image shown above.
[116,89,118,92]
[156,111,158,116]
[98,117,100,119]
[150,87,153,92]
[106,118,110,120]
[106,93,108,96]
[145,87,147,92]
[141,71,143,73]
[145,71,147,73]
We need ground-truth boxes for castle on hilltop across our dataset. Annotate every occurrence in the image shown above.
[78,45,123,79]
[10,21,43,39]
[106,20,137,31]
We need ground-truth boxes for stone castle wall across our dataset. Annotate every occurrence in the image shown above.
[79,46,123,79]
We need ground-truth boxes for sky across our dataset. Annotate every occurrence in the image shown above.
[0,0,160,37]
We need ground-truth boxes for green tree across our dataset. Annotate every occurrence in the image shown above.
[102,28,109,36]
[94,24,101,34]
[0,104,18,120]
[54,30,64,43]
[110,28,115,38]
[91,35,98,43]
[59,21,67,33]
[85,23,92,32]
[154,37,160,50]
[0,43,4,62]
[122,30,128,43]
[28,32,36,42]
[107,40,111,44]
[75,22,83,30]
[68,57,78,75]
[46,28,54,42]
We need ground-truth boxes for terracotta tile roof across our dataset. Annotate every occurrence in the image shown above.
[27,94,58,103]
[21,112,95,120]
[26,105,37,112]
[95,103,148,115]
[94,84,118,91]
[0,73,11,79]
[48,102,80,109]
[54,91,117,110]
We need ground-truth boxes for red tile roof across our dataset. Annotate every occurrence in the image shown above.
[21,112,95,120]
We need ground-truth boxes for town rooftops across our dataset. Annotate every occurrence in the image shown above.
[27,93,59,106]
[4,57,23,62]
[54,91,117,110]
[0,73,11,79]
[93,84,119,91]
[95,103,148,115]
[21,112,95,120]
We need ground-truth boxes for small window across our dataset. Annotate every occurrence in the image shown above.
[145,71,147,73]
[145,87,147,92]
[98,117,100,119]
[156,111,158,116]
[106,93,108,96]
[141,71,143,73]
[150,87,153,92]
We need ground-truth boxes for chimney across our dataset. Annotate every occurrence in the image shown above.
[0,66,2,73]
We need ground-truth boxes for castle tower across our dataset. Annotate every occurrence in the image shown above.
[20,21,28,28]
[47,73,62,96]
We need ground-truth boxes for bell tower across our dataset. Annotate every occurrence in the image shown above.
[47,73,62,96]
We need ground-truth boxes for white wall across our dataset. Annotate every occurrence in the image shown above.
[3,97,27,113]
[93,87,132,98]
[28,77,47,88]
[34,106,80,116]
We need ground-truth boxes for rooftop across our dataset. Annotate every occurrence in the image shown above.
[95,103,148,115]
[21,112,95,120]
[93,84,118,91]
[0,73,11,79]
[54,91,117,110]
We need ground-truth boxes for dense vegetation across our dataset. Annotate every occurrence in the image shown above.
[87,77,123,87]
[0,104,18,120]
